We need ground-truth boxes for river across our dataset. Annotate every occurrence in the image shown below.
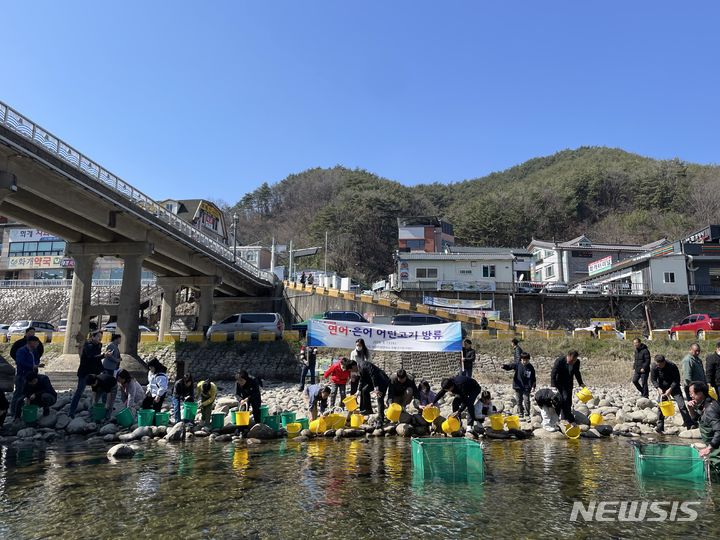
[0,437,718,539]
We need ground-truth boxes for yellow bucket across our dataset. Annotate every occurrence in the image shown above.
[576,387,593,403]
[489,414,505,431]
[564,423,581,439]
[422,406,440,423]
[442,416,460,434]
[286,422,302,434]
[504,415,520,430]
[350,413,365,428]
[343,395,358,412]
[310,417,328,434]
[326,413,347,430]
[386,403,402,423]
[234,410,250,426]
[589,413,603,426]
[710,387,718,401]
[658,398,675,417]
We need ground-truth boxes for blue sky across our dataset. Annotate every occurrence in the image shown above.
[2,1,718,203]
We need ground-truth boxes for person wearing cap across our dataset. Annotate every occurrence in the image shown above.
[196,379,217,425]
[69,331,104,418]
[172,373,195,423]
[387,369,418,408]
[651,354,694,433]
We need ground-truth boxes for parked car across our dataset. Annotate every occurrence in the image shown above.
[391,314,447,326]
[0,324,10,342]
[568,283,602,295]
[517,285,541,294]
[102,322,153,333]
[57,318,68,332]
[541,282,569,294]
[669,313,720,340]
[206,312,285,338]
[8,320,55,339]
[601,282,633,296]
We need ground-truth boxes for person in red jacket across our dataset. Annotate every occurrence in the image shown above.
[323,357,351,408]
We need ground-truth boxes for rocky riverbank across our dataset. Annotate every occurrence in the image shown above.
[0,381,707,459]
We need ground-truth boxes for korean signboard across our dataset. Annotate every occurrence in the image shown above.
[588,256,612,276]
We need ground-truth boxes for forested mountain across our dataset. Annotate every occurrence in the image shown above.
[227,147,720,284]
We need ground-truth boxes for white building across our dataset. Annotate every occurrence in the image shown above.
[395,251,516,292]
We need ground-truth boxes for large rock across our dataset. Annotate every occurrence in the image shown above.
[644,411,659,425]
[581,429,601,439]
[103,434,118,442]
[636,398,653,410]
[55,414,71,430]
[573,411,590,426]
[398,411,413,424]
[99,423,120,435]
[66,418,89,435]
[164,422,185,442]
[629,410,647,422]
[37,410,58,429]
[575,405,591,416]
[53,396,71,411]
[532,428,565,440]
[247,423,277,440]
[395,423,414,437]
[214,397,239,414]
[411,413,428,427]
[595,425,614,436]
[107,444,135,459]
[118,426,151,442]
[17,428,36,439]
[679,428,701,439]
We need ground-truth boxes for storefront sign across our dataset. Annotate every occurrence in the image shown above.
[588,256,613,276]
[8,229,61,242]
[8,256,73,270]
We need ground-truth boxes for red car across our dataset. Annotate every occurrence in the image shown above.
[669,313,720,340]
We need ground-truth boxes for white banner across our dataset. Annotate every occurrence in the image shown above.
[437,280,496,292]
[422,296,493,309]
[307,319,462,352]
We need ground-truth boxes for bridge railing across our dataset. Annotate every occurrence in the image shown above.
[0,278,158,289]
[0,101,276,285]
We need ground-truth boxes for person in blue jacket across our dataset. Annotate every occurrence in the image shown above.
[10,336,41,418]
[502,352,537,419]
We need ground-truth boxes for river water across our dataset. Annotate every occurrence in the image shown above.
[0,437,718,539]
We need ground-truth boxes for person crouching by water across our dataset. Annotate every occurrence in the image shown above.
[21,372,57,418]
[85,372,117,420]
[345,352,390,426]
[236,370,263,424]
[651,354,694,433]
[432,375,481,428]
[69,331,103,419]
[387,369,418,409]
[196,380,217,425]
[304,384,331,420]
[413,380,436,412]
[534,389,561,431]
[686,381,720,473]
[550,350,585,427]
[323,357,350,408]
[474,390,497,424]
[142,358,168,412]
[172,374,195,423]
[116,369,145,417]
[502,352,536,420]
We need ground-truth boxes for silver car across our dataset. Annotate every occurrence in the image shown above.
[206,313,285,338]
[8,320,55,339]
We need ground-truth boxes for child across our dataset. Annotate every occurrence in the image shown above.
[323,357,350,408]
[474,390,497,422]
[502,352,537,419]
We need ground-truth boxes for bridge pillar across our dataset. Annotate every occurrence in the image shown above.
[116,245,154,357]
[0,171,18,203]
[157,282,178,341]
[198,284,215,333]
[62,253,95,355]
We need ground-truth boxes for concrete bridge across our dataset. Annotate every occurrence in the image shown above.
[0,101,275,374]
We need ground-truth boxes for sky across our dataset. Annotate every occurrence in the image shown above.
[2,1,719,204]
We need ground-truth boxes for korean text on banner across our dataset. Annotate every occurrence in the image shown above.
[307,319,462,352]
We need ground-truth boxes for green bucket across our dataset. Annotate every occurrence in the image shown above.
[116,407,134,427]
[22,404,39,424]
[259,405,270,420]
[155,411,170,426]
[211,412,226,430]
[281,411,297,427]
[182,401,199,421]
[91,403,107,422]
[264,414,281,431]
[297,417,310,430]
[137,409,155,427]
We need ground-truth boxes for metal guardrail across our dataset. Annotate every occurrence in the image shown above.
[0,278,157,289]
[0,101,276,285]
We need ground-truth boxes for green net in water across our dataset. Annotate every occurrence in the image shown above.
[634,443,707,483]
[412,437,484,483]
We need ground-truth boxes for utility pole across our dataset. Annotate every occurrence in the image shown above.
[289,239,293,281]
[324,230,328,276]
[270,236,276,275]
[232,212,239,263]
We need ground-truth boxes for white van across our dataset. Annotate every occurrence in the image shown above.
[206,313,284,338]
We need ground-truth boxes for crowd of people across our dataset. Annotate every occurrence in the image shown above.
[1,327,719,473]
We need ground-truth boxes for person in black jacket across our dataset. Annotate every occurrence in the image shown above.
[0,391,8,429]
[432,375,482,426]
[705,341,720,398]
[10,327,44,363]
[346,358,390,424]
[550,350,585,425]
[21,372,57,417]
[69,331,104,418]
[387,369,418,408]
[650,355,693,432]
[502,352,536,418]
[235,370,263,424]
[687,381,720,472]
[461,339,476,378]
[85,372,117,420]
[632,338,651,398]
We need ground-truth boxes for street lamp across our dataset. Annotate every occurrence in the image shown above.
[232,212,239,263]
